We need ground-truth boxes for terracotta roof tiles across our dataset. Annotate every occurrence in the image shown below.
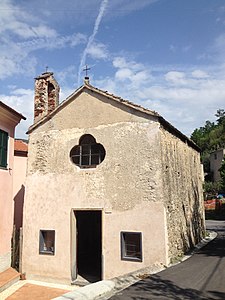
[14,139,28,152]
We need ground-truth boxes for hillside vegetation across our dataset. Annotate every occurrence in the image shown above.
[191,109,225,193]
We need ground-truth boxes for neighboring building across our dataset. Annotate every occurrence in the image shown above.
[13,139,28,230]
[22,72,205,284]
[0,101,26,273]
[210,148,225,182]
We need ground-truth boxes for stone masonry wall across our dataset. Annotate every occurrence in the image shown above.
[160,127,205,262]
[34,73,59,123]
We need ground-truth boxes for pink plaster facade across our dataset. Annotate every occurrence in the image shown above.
[0,102,25,272]
[13,140,28,230]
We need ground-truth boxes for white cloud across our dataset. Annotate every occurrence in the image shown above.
[95,56,225,137]
[0,0,57,39]
[56,65,77,87]
[106,0,159,18]
[86,42,108,59]
[0,0,224,141]
[165,71,187,85]
[0,88,34,138]
[0,57,17,79]
[15,0,159,25]
[109,56,152,90]
[208,33,225,62]
[0,0,86,79]
[115,68,133,81]
[17,33,86,52]
[7,22,57,39]
[5,55,224,139]
[191,70,209,79]
[77,0,109,85]
[113,56,143,71]
[0,73,78,139]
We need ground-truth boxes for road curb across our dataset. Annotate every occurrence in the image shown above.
[52,280,115,300]
[172,230,217,266]
[53,231,217,300]
[107,231,218,299]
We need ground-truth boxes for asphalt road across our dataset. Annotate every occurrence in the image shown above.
[110,220,225,300]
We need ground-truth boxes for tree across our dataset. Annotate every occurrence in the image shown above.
[204,181,221,195]
[215,109,225,125]
[191,109,225,195]
[191,109,225,154]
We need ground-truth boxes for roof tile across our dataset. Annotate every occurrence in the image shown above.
[14,139,28,152]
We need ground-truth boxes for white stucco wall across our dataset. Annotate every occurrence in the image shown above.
[22,90,167,283]
[22,87,204,283]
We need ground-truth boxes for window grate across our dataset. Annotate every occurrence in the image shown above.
[70,134,105,168]
[121,232,142,262]
[39,230,55,255]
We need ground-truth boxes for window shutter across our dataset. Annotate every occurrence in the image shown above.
[0,130,8,168]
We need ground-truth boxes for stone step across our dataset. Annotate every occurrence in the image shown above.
[0,268,20,293]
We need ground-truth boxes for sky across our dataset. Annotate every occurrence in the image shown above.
[1,0,225,139]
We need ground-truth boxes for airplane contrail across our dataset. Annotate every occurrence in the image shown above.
[77,0,108,86]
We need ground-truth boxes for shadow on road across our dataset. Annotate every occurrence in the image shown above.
[201,220,225,258]
[111,220,225,300]
[197,236,225,258]
[112,274,225,300]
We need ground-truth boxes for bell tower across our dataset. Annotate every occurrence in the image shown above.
[34,72,60,123]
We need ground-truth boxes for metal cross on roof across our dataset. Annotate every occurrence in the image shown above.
[45,66,49,73]
[83,65,90,77]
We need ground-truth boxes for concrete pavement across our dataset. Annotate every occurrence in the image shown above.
[53,280,115,300]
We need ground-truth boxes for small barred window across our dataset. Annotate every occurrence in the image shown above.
[121,232,142,262]
[39,230,55,255]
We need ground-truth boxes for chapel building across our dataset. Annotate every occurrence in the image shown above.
[22,72,205,284]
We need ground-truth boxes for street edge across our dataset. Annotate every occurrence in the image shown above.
[170,230,217,266]
[53,231,217,300]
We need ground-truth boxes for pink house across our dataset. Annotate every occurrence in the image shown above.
[13,139,28,231]
[0,101,26,273]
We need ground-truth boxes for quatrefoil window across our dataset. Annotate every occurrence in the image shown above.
[70,134,106,168]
